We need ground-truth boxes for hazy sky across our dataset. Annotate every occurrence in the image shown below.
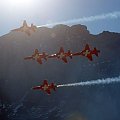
[0,0,120,36]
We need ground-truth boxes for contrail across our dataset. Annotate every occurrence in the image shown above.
[13,91,29,115]
[38,11,120,27]
[57,76,120,88]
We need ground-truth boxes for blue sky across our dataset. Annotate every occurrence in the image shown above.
[0,0,120,36]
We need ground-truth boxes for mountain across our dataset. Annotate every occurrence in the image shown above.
[0,24,120,120]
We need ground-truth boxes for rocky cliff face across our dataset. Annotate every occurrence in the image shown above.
[0,24,120,120]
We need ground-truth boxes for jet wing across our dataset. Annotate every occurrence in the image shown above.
[43,80,49,85]
[37,57,42,64]
[62,57,68,63]
[25,30,31,36]
[45,89,51,95]
[59,47,64,54]
[86,54,93,61]
[85,44,90,51]
[11,28,22,32]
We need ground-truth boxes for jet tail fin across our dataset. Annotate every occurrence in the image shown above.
[92,48,100,56]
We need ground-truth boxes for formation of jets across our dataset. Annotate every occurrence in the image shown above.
[32,80,57,95]
[11,20,37,36]
[11,21,101,95]
[24,44,100,64]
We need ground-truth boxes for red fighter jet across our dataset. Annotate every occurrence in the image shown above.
[73,44,100,61]
[24,49,48,64]
[48,47,73,63]
[32,80,57,95]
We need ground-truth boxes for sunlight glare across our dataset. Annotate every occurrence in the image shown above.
[8,0,33,8]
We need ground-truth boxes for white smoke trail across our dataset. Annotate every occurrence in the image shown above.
[38,11,120,27]
[13,91,29,115]
[57,76,120,88]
